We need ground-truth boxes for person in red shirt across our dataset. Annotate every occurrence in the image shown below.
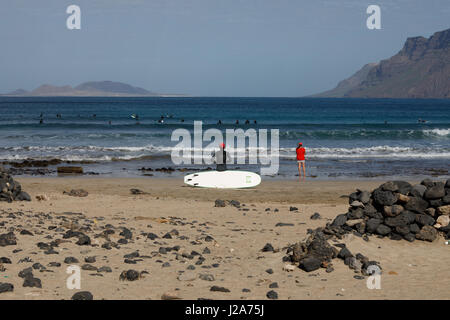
[296,142,306,182]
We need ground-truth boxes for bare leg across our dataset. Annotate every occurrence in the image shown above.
[301,162,306,181]
[298,163,302,182]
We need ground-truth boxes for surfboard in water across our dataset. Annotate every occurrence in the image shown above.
[184,170,261,189]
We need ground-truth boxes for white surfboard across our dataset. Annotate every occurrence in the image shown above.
[184,170,261,189]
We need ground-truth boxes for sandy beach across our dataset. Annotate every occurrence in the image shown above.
[0,177,449,300]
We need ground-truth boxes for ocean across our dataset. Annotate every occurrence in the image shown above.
[0,96,449,180]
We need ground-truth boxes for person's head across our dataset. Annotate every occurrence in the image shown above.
[298,142,303,148]
[220,143,225,149]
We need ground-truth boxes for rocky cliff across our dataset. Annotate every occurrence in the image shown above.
[313,28,450,99]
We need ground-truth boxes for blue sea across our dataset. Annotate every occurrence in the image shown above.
[0,97,449,180]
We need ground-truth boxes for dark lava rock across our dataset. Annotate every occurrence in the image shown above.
[20,229,33,236]
[98,266,112,273]
[210,286,230,292]
[403,233,416,242]
[393,181,412,195]
[404,197,429,213]
[289,206,298,211]
[275,222,294,227]
[424,185,445,200]
[421,178,434,188]
[261,243,274,252]
[337,247,353,260]
[76,234,91,246]
[331,214,347,227]
[23,276,42,288]
[415,226,438,242]
[32,263,45,270]
[147,233,159,240]
[266,290,278,299]
[395,225,410,236]
[0,232,17,246]
[81,264,97,271]
[124,251,140,259]
[0,283,14,293]
[415,214,435,226]
[410,184,427,198]
[380,181,398,192]
[366,218,382,233]
[214,199,226,207]
[130,188,145,195]
[119,228,132,240]
[162,233,172,239]
[269,282,279,288]
[375,224,391,236]
[310,213,321,220]
[16,191,31,201]
[64,257,79,264]
[18,267,33,278]
[409,223,421,234]
[0,257,11,264]
[71,291,93,300]
[63,189,88,197]
[299,256,321,272]
[372,189,397,206]
[84,256,96,263]
[119,269,140,281]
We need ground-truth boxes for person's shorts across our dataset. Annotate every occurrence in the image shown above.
[297,160,305,164]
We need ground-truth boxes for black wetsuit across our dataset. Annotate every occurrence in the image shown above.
[212,149,228,172]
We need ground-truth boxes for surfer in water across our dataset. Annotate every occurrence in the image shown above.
[296,142,306,182]
[212,143,231,172]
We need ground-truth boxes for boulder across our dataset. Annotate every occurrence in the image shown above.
[380,181,398,192]
[372,189,397,206]
[415,226,438,242]
[424,185,445,200]
[420,178,434,188]
[347,208,364,219]
[435,215,450,228]
[437,205,450,215]
[404,197,429,213]
[358,191,371,204]
[410,184,427,198]
[71,291,93,300]
[375,224,391,236]
[383,205,404,217]
[415,214,435,226]
[0,232,17,247]
[393,181,412,195]
[299,256,321,272]
[366,218,382,233]
[331,214,347,227]
[0,283,14,294]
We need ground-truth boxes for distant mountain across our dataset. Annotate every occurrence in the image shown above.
[75,81,153,95]
[5,89,29,95]
[2,81,183,97]
[313,28,450,99]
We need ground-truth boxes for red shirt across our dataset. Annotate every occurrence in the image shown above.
[296,147,305,160]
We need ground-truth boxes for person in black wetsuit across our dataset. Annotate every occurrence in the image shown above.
[212,143,231,172]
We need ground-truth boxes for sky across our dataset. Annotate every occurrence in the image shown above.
[0,0,449,96]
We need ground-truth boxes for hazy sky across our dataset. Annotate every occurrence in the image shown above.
[0,0,449,96]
